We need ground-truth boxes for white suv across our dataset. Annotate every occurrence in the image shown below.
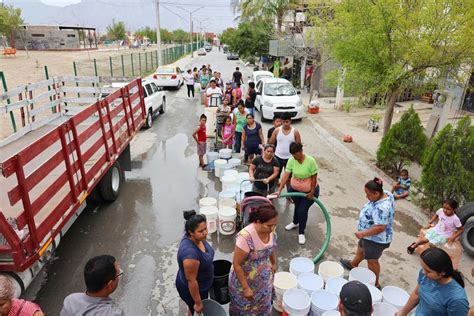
[255,78,304,121]
[141,78,166,128]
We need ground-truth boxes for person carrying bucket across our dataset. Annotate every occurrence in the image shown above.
[228,204,278,315]
[176,211,215,315]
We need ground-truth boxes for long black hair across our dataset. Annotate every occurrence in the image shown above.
[183,210,206,236]
[421,247,464,287]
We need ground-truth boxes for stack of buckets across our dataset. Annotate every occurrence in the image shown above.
[199,195,238,236]
[274,259,410,316]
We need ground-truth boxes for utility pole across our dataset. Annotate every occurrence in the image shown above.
[155,0,162,66]
[179,6,203,58]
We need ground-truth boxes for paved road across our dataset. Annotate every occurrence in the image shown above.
[24,48,473,315]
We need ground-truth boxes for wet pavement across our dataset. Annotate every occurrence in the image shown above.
[24,49,473,315]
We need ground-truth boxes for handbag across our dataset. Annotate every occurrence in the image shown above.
[290,177,312,193]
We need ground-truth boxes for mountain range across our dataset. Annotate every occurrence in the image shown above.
[6,0,235,33]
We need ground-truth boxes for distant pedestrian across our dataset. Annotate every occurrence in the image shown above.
[340,178,395,289]
[232,83,242,108]
[229,204,278,315]
[391,169,411,199]
[184,69,195,98]
[60,255,124,316]
[338,281,373,316]
[0,275,44,316]
[224,82,234,108]
[199,67,210,91]
[176,210,215,316]
[193,114,208,170]
[232,67,244,88]
[241,113,264,164]
[396,247,469,316]
[232,101,249,153]
[245,82,257,116]
[206,80,223,107]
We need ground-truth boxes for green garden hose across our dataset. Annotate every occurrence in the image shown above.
[278,192,331,263]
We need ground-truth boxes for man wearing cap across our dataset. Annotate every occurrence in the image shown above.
[339,281,373,316]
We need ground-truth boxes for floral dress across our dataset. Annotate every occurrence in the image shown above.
[229,227,277,315]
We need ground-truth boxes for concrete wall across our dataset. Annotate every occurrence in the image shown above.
[13,26,81,50]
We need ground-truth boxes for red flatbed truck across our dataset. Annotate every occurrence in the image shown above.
[0,76,146,295]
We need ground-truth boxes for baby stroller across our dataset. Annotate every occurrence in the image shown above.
[238,180,273,229]
[214,112,229,151]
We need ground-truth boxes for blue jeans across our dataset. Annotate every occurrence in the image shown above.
[234,131,242,153]
[246,107,255,117]
[288,185,320,234]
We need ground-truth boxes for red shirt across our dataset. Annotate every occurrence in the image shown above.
[197,124,206,142]
[8,298,41,316]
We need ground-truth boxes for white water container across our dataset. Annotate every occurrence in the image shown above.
[297,273,324,296]
[206,152,219,167]
[218,191,235,200]
[214,159,227,177]
[223,169,238,179]
[199,197,217,208]
[322,311,340,316]
[219,148,232,159]
[237,172,250,182]
[283,288,311,315]
[310,290,339,316]
[349,267,376,285]
[273,272,298,312]
[373,302,399,316]
[218,207,237,235]
[219,198,236,209]
[325,277,348,296]
[228,158,241,167]
[222,175,237,192]
[318,261,344,281]
[382,286,409,310]
[365,283,382,303]
[290,257,315,277]
[199,206,218,234]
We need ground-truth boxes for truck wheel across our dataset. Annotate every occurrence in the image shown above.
[460,220,474,256]
[99,161,124,202]
[456,202,474,225]
[3,272,25,297]
[145,109,153,129]
[159,98,166,114]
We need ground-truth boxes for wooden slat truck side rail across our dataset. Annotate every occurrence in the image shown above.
[0,78,146,272]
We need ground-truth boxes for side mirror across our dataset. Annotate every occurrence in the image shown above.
[297,91,301,94]
[257,91,262,95]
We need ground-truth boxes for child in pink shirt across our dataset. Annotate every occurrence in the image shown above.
[221,116,234,149]
[407,198,464,254]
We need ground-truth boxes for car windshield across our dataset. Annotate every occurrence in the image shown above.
[157,67,175,74]
[264,83,296,96]
[256,75,272,82]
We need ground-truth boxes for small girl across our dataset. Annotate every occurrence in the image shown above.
[218,97,232,116]
[221,116,234,149]
[407,198,464,254]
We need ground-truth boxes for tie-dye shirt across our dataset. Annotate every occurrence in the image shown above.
[357,191,395,244]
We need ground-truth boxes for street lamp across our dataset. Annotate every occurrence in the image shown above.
[178,6,203,58]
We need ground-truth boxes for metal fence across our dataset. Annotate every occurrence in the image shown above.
[73,43,203,77]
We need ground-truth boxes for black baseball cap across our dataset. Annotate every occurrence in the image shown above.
[340,281,372,313]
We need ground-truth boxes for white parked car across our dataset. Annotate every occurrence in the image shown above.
[153,66,183,89]
[142,78,166,128]
[249,70,274,85]
[254,78,304,121]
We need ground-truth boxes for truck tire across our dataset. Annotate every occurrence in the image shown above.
[460,220,474,256]
[3,272,25,297]
[99,161,124,202]
[145,109,153,129]
[456,202,474,225]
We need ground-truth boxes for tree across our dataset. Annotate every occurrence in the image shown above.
[376,106,427,174]
[0,5,23,47]
[220,27,237,45]
[310,0,474,136]
[106,20,126,41]
[420,116,474,210]
[172,29,190,43]
[224,20,273,58]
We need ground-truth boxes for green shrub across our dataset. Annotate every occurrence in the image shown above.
[376,106,427,174]
[420,116,474,210]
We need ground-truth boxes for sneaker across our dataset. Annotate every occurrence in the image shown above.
[285,222,299,231]
[340,258,354,271]
[298,234,306,245]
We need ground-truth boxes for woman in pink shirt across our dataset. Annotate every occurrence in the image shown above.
[0,275,43,316]
[407,198,464,254]
[229,204,277,315]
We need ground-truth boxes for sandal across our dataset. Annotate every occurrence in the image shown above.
[407,242,416,254]
[340,258,354,271]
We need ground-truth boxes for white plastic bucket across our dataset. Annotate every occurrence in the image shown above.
[237,172,250,182]
[199,197,217,208]
[325,277,348,296]
[349,267,376,285]
[318,261,345,281]
[273,272,298,312]
[218,207,237,235]
[283,288,311,315]
[228,158,241,167]
[206,152,219,168]
[199,206,218,234]
[310,290,339,316]
[322,311,340,316]
[365,283,382,303]
[382,286,410,310]
[373,302,399,316]
[214,159,227,177]
[223,169,238,179]
[297,273,324,296]
[222,175,237,192]
[219,148,232,159]
[218,191,235,200]
[290,257,315,277]
[219,198,236,209]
